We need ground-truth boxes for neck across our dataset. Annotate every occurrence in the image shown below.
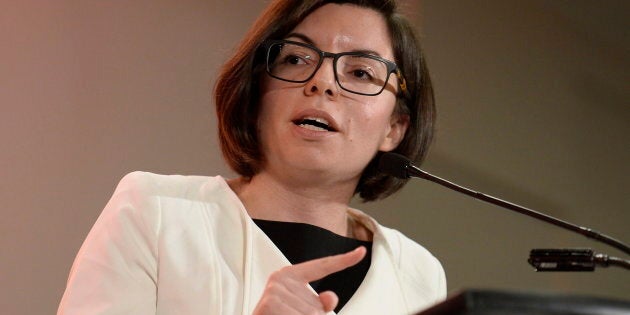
[228,170,358,237]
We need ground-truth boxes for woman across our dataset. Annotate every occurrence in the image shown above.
[58,0,445,314]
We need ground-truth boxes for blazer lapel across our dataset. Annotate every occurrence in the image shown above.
[242,218,341,315]
[337,226,408,315]
[246,223,292,313]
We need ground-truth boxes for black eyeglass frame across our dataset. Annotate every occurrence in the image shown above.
[262,39,407,96]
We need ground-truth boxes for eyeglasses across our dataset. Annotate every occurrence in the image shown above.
[262,40,407,96]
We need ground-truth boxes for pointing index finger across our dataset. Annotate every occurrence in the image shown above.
[289,246,367,283]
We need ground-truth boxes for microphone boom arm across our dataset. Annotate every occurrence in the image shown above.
[404,163,630,256]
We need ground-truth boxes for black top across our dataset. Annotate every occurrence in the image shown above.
[253,219,373,313]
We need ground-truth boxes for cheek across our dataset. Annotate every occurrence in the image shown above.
[258,78,287,123]
[257,96,280,135]
[256,88,294,148]
[260,74,282,92]
[256,98,270,131]
[258,78,294,124]
[361,95,397,125]
[347,96,397,140]
[256,93,279,144]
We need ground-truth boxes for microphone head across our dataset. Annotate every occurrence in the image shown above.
[378,152,411,179]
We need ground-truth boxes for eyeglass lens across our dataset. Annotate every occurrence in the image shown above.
[267,42,390,95]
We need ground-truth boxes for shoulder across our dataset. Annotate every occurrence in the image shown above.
[379,225,443,275]
[101,171,233,226]
[113,171,223,197]
[379,224,447,302]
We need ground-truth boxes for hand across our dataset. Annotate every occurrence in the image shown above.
[253,246,367,315]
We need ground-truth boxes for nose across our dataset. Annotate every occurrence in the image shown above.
[304,57,339,98]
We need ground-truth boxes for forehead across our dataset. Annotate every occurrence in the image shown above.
[289,3,394,59]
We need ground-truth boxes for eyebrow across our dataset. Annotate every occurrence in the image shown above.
[284,32,384,57]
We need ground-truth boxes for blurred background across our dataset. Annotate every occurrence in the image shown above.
[1,0,628,313]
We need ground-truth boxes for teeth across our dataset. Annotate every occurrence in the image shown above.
[299,124,328,131]
[295,116,334,131]
[304,116,329,126]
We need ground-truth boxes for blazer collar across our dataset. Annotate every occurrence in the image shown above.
[338,209,408,314]
[241,208,408,315]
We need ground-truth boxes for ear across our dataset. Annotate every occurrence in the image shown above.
[379,113,409,152]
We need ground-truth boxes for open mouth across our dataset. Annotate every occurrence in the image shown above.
[293,117,337,132]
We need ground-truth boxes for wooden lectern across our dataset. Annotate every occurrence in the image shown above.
[416,289,630,315]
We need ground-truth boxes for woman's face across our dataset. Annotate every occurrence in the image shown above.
[257,3,408,185]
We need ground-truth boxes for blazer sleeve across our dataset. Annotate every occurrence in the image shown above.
[58,172,161,315]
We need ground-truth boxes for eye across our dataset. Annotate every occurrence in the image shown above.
[283,54,309,65]
[352,69,374,80]
[339,55,383,83]
[277,45,315,66]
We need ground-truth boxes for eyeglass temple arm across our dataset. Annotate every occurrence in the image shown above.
[396,69,407,93]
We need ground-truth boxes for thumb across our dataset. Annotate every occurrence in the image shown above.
[319,290,339,313]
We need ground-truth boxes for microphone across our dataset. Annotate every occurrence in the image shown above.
[378,152,630,270]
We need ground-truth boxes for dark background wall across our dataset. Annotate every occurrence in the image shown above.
[1,1,627,313]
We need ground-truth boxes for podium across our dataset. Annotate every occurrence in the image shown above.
[416,289,630,315]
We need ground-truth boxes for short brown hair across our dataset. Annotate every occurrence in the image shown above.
[214,0,435,201]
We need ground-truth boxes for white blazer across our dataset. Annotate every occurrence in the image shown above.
[58,172,446,315]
